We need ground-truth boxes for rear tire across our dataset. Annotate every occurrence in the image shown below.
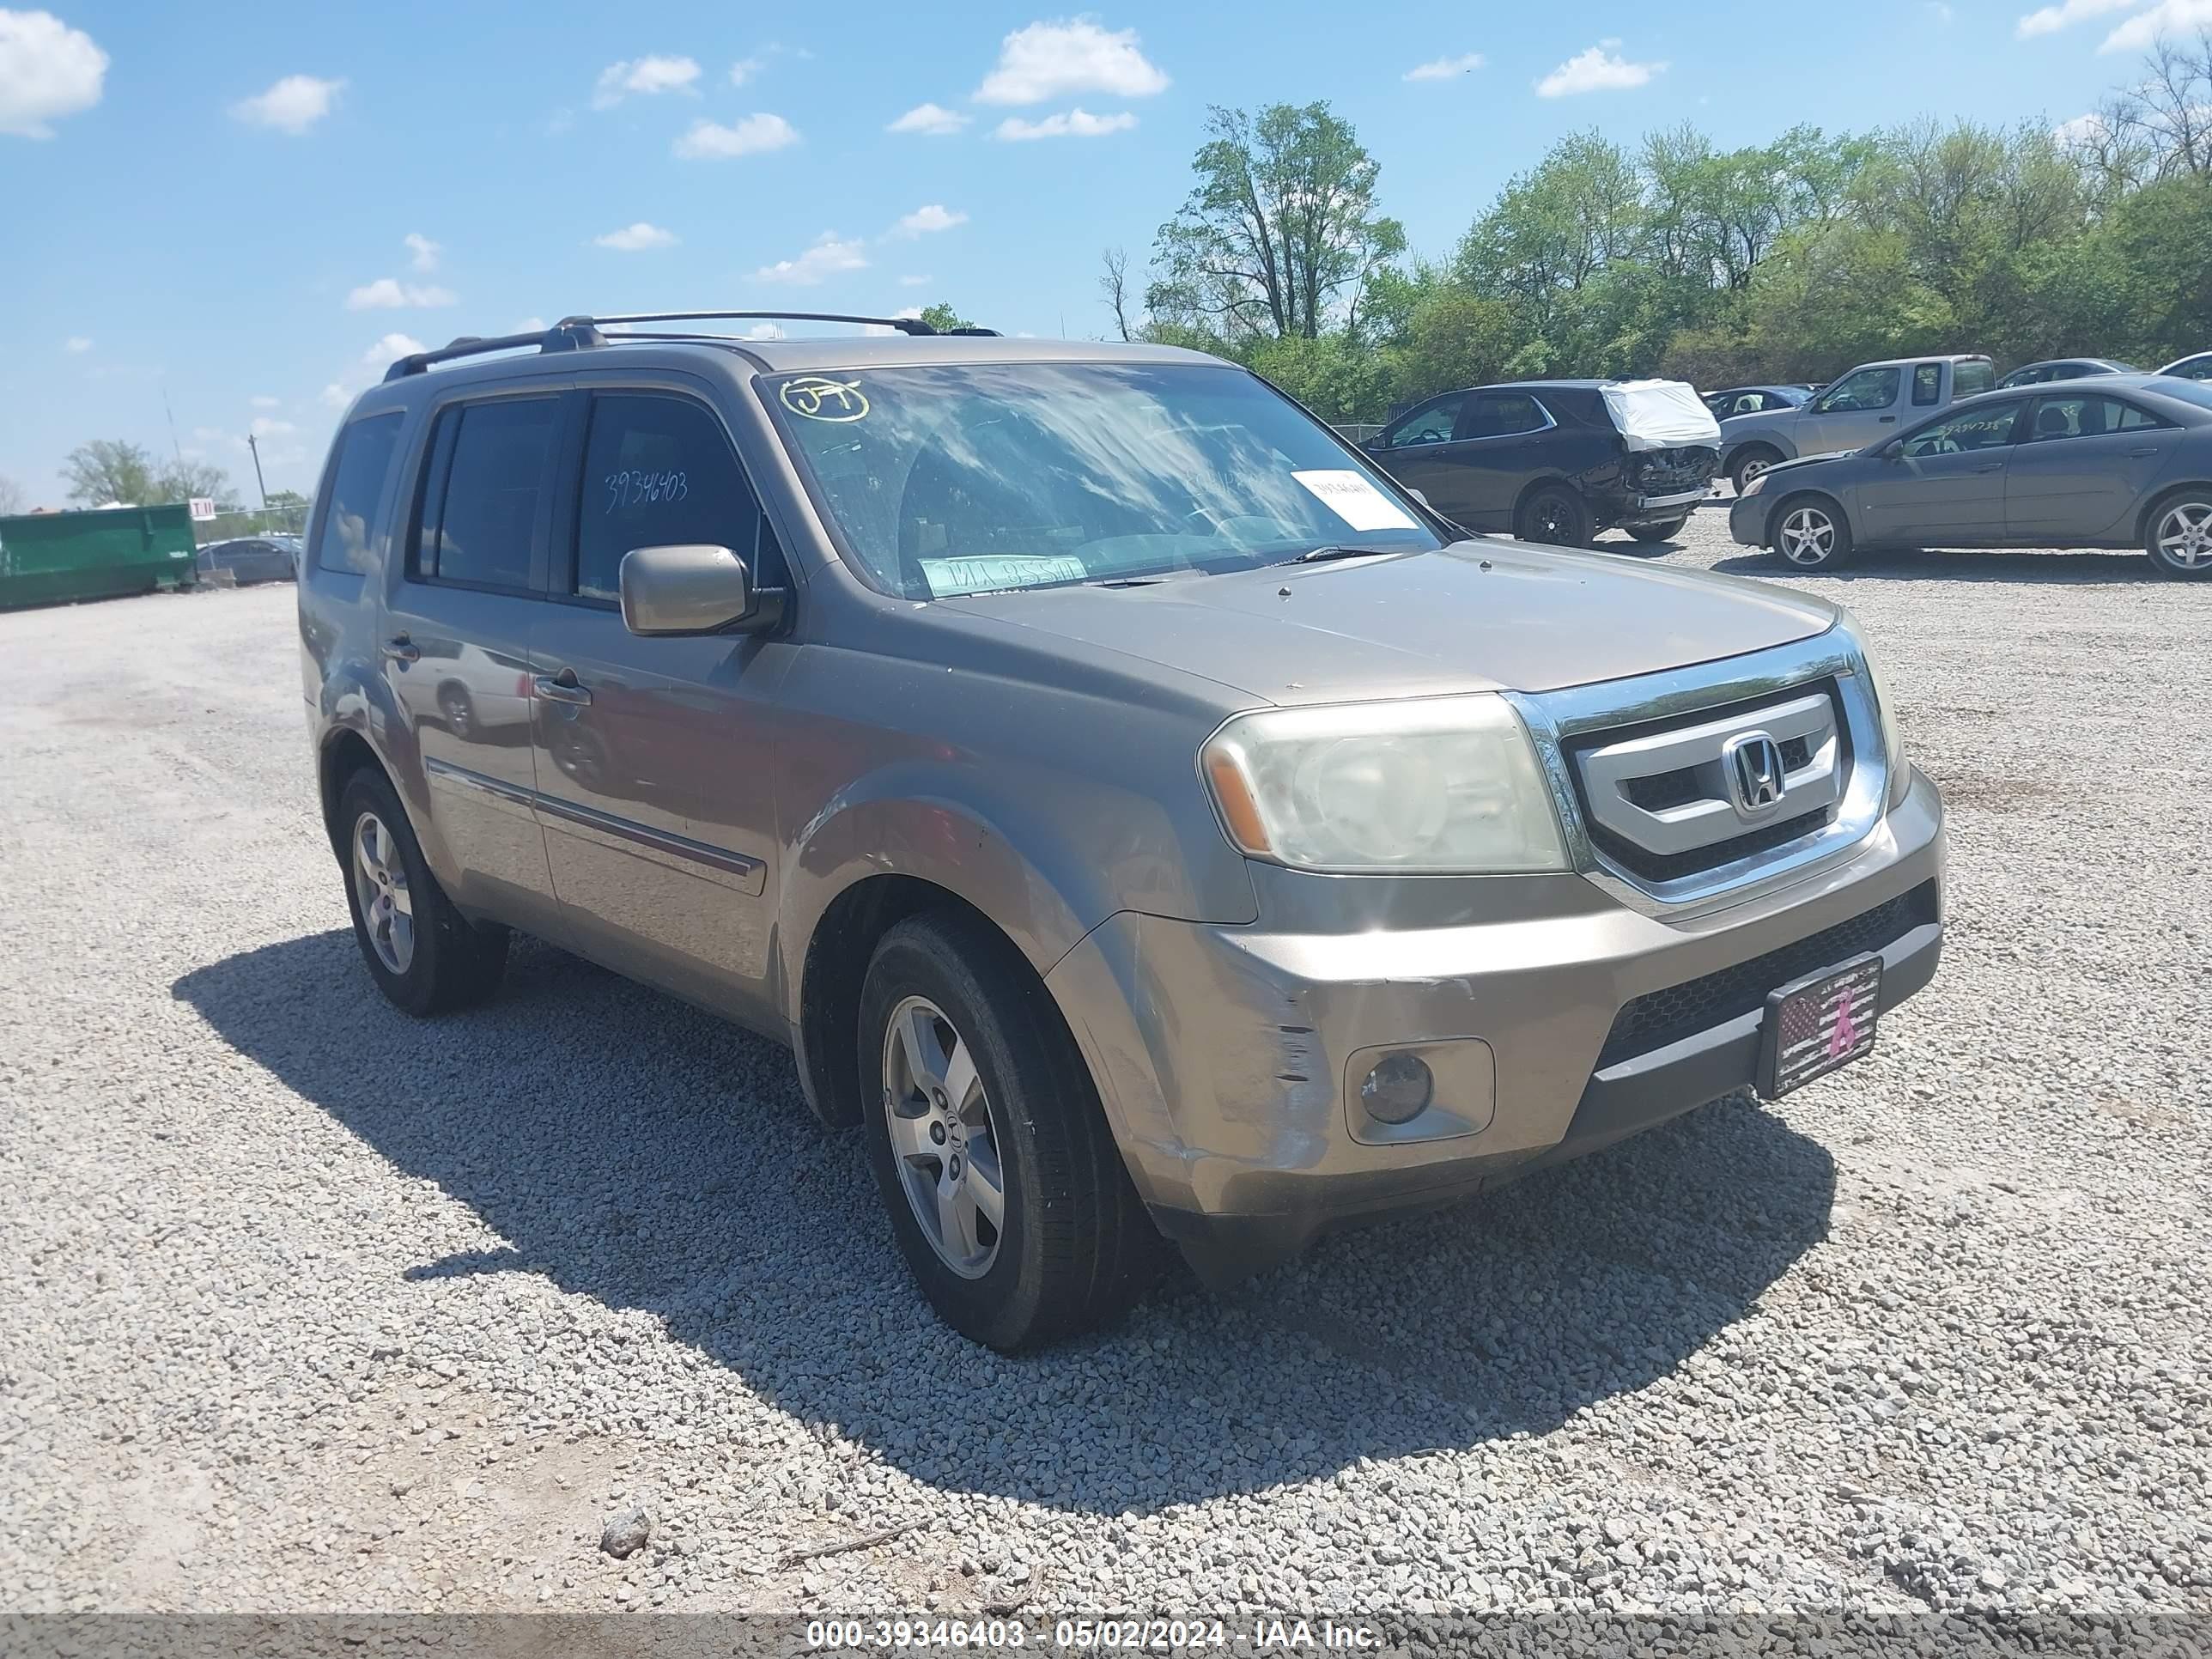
[1729,446,1784,495]
[1514,483,1593,548]
[2144,488,2212,579]
[337,769,508,1017]
[1626,517,1690,544]
[859,911,1165,1350]
[1766,495,1854,572]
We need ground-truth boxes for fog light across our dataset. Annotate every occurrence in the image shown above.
[1359,1053,1434,1124]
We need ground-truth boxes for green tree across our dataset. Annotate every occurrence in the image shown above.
[155,459,235,507]
[61,440,161,507]
[917,301,976,334]
[1149,102,1406,342]
[0,474,27,516]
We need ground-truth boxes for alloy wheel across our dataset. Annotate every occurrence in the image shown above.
[1778,507,1838,566]
[2155,501,2212,570]
[880,996,1006,1279]
[351,811,416,974]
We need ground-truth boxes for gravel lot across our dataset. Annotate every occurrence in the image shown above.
[3,515,2208,1627]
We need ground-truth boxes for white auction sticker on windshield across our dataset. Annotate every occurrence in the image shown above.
[1291,470,1419,532]
[919,555,1089,596]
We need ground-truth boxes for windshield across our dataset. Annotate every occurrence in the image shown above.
[763,362,1445,599]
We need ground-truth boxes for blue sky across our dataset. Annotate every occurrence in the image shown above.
[0,0,2186,506]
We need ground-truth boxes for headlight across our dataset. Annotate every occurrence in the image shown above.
[1834,609,1909,805]
[1200,696,1569,873]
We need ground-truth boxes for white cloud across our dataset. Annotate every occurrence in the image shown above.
[993,107,1136,140]
[1929,1,1954,20]
[0,9,107,138]
[64,335,91,352]
[2053,111,2108,144]
[729,54,764,85]
[592,54,700,109]
[251,416,298,438]
[1404,52,1485,82]
[893,204,968,237]
[673,112,799,158]
[230,73,344,134]
[2100,0,2212,49]
[2016,0,2136,33]
[975,18,1169,105]
[741,323,786,339]
[514,317,547,333]
[753,232,869,285]
[320,384,355,411]
[592,221,679,251]
[897,274,932,287]
[888,100,970,135]
[363,332,428,363]
[250,393,281,408]
[404,232,440,272]
[1535,40,1665,97]
[345,277,459,310]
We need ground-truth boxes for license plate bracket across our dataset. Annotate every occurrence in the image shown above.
[1756,951,1882,1100]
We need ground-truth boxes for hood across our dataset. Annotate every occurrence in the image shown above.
[939,540,1838,704]
[1751,449,1863,483]
[1720,404,1808,434]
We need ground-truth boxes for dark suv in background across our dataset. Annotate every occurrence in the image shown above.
[1362,379,1720,546]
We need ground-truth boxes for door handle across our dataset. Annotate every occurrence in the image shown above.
[1878,415,1897,423]
[533,671,592,707]
[2129,446,2159,457]
[1975,461,2003,472]
[382,635,419,664]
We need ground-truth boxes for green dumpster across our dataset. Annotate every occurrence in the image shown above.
[0,504,200,610]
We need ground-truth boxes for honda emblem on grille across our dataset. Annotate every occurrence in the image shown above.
[1722,730,1788,817]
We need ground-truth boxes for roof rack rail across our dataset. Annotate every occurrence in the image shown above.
[380,310,1000,380]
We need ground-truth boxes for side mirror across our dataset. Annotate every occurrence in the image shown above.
[619,544,782,637]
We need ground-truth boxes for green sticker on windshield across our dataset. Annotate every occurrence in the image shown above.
[781,375,870,422]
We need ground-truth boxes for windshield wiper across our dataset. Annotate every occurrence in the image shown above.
[1283,544,1400,565]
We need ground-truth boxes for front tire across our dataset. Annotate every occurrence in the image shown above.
[1767,495,1855,572]
[337,769,508,1017]
[2145,489,2212,579]
[1729,447,1784,495]
[1626,516,1690,544]
[1514,483,1592,548]
[859,912,1164,1350]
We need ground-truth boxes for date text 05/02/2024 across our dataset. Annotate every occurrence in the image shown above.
[806,1619,1384,1650]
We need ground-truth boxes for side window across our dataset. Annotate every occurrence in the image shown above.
[1901,402,2022,457]
[1382,396,1464,447]
[418,398,557,591]
[1953,359,1995,398]
[312,412,405,574]
[2026,394,2171,442]
[1464,393,1548,439]
[1817,368,1901,413]
[1911,364,1943,405]
[573,394,775,601]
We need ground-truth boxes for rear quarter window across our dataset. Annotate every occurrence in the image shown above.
[312,413,405,575]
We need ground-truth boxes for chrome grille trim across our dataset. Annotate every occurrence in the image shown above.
[1505,627,1888,918]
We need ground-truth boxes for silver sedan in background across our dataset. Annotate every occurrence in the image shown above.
[1729,374,2212,577]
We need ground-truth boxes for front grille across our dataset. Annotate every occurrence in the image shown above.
[1595,880,1939,1068]
[1567,681,1850,885]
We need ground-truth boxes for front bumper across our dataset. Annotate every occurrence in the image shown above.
[1600,485,1713,528]
[1729,491,1772,546]
[1046,767,1944,1285]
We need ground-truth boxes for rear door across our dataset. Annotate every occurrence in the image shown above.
[382,391,562,923]
[1363,393,1472,521]
[1856,398,2025,544]
[2005,392,2185,542]
[528,380,793,1020]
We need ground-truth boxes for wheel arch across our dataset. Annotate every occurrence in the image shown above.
[794,870,1067,1132]
[1510,473,1585,529]
[1764,487,1851,551]
[2136,479,2212,546]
